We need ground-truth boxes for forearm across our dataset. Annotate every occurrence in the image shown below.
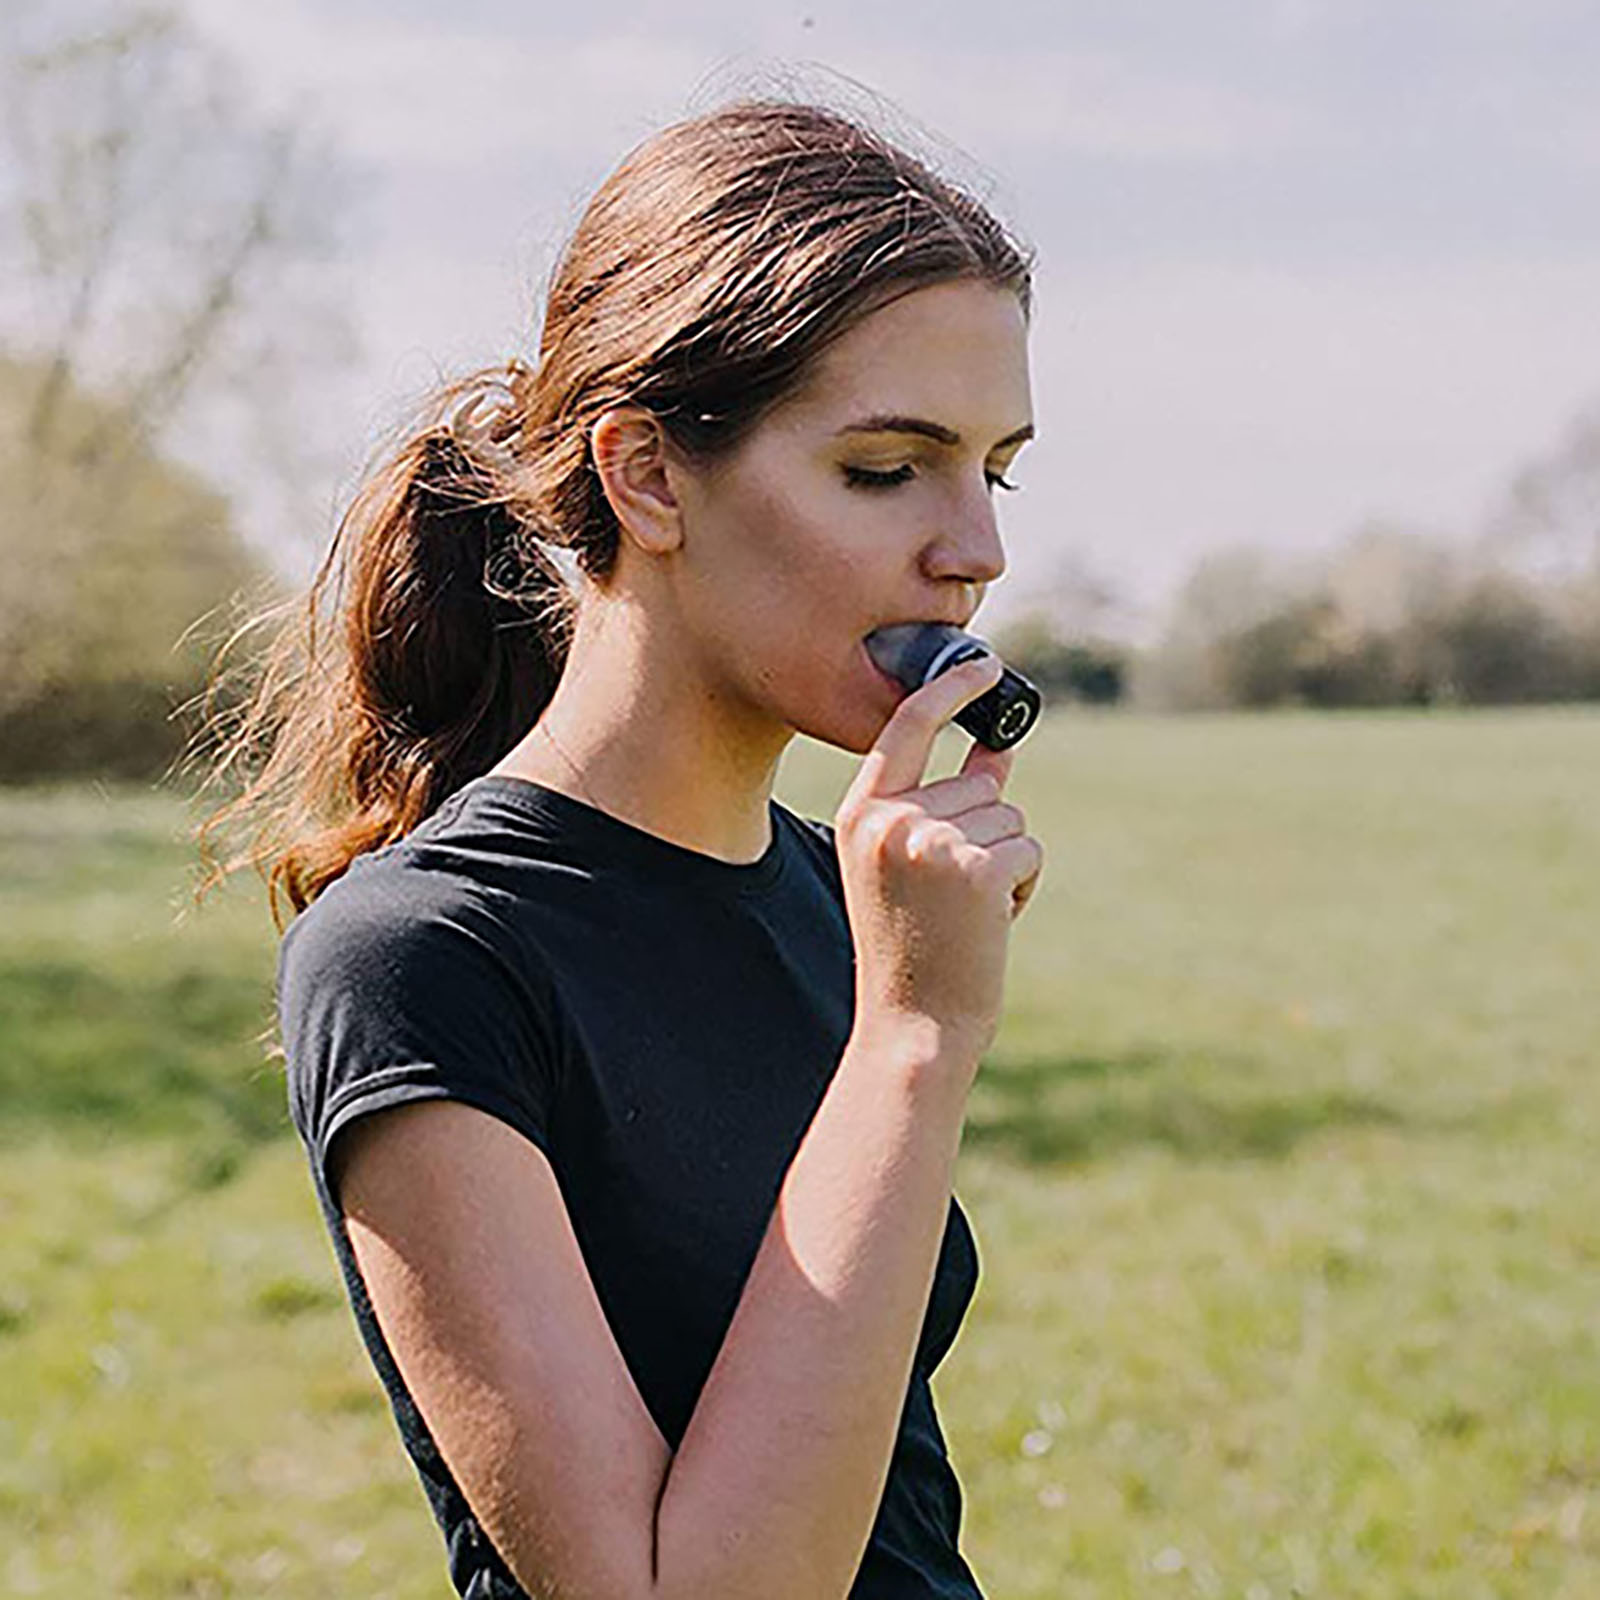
[650,1017,976,1600]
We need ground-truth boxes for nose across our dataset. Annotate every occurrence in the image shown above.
[922,495,1007,593]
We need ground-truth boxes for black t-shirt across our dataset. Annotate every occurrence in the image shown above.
[277,773,985,1599]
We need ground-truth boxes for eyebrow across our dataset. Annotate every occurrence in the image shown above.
[835,414,1035,450]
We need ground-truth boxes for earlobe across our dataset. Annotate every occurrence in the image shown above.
[590,407,683,556]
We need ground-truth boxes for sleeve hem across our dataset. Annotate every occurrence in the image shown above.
[316,1066,556,1206]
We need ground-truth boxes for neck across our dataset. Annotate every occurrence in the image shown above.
[490,593,792,864]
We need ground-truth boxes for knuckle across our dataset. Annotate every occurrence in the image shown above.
[978,859,1014,897]
[834,802,869,845]
[905,817,959,865]
[871,807,916,854]
[842,804,891,852]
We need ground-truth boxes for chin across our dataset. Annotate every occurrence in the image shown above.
[826,726,880,757]
[787,703,890,758]
[774,648,902,755]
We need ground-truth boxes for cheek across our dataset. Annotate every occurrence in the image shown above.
[705,471,884,628]
[696,484,906,746]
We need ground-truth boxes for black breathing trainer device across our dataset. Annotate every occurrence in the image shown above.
[863,623,1043,751]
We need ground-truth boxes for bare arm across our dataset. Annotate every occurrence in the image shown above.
[334,1102,671,1600]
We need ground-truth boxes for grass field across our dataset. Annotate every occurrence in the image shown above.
[2,708,1597,1598]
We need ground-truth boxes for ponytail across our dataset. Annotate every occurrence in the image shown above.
[191,365,574,928]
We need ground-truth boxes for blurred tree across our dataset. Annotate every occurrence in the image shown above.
[0,3,354,497]
[1217,593,1415,709]
[990,611,1128,706]
[1485,400,1600,580]
[1144,527,1599,711]
[1133,546,1308,709]
[1315,524,1463,705]
[1214,595,1332,708]
[1325,522,1462,636]
[992,549,1132,706]
[0,351,273,777]
[1482,399,1600,697]
[1566,580,1600,698]
[1131,401,1600,712]
[1025,547,1137,640]
[1419,570,1577,705]
[0,2,352,778]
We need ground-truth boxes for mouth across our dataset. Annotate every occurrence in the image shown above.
[860,637,908,694]
[862,618,993,697]
[870,606,980,634]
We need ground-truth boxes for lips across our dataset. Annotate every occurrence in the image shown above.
[868,609,979,634]
[861,638,904,691]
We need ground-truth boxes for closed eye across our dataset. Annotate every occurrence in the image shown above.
[843,464,916,489]
[843,465,1023,493]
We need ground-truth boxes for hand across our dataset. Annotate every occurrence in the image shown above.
[834,652,1044,1062]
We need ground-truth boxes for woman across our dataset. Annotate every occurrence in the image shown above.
[202,97,1044,1599]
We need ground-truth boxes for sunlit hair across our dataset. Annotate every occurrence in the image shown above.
[190,96,1034,927]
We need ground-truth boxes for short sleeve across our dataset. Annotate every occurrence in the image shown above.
[275,862,563,1209]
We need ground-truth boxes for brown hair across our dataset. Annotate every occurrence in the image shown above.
[191,97,1034,928]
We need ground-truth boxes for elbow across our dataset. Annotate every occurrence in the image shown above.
[649,1527,853,1600]
[487,1494,661,1600]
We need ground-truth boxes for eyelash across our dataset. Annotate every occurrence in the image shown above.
[843,465,1021,493]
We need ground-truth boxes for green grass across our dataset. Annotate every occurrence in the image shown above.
[3,709,1597,1597]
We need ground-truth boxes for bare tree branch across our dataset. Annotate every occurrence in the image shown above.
[0,0,358,525]
[0,0,358,777]
[1483,400,1600,578]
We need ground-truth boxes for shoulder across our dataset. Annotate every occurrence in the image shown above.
[278,847,496,987]
[275,842,556,1049]
[276,845,567,1179]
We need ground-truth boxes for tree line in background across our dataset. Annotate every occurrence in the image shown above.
[995,410,1600,713]
[1136,521,1599,712]
[2,6,1597,785]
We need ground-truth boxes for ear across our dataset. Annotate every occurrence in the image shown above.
[590,407,685,557]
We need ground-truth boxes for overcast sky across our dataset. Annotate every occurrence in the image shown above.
[178,0,1600,636]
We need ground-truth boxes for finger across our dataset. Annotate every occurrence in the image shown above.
[846,652,1004,804]
[983,833,1043,913]
[1010,868,1041,921]
[957,737,1015,798]
[914,769,1005,819]
[947,801,1027,847]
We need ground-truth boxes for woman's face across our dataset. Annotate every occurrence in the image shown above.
[670,277,1035,755]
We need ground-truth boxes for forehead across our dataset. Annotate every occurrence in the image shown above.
[776,279,1032,438]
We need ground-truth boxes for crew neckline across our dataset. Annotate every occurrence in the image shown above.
[461,773,790,895]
